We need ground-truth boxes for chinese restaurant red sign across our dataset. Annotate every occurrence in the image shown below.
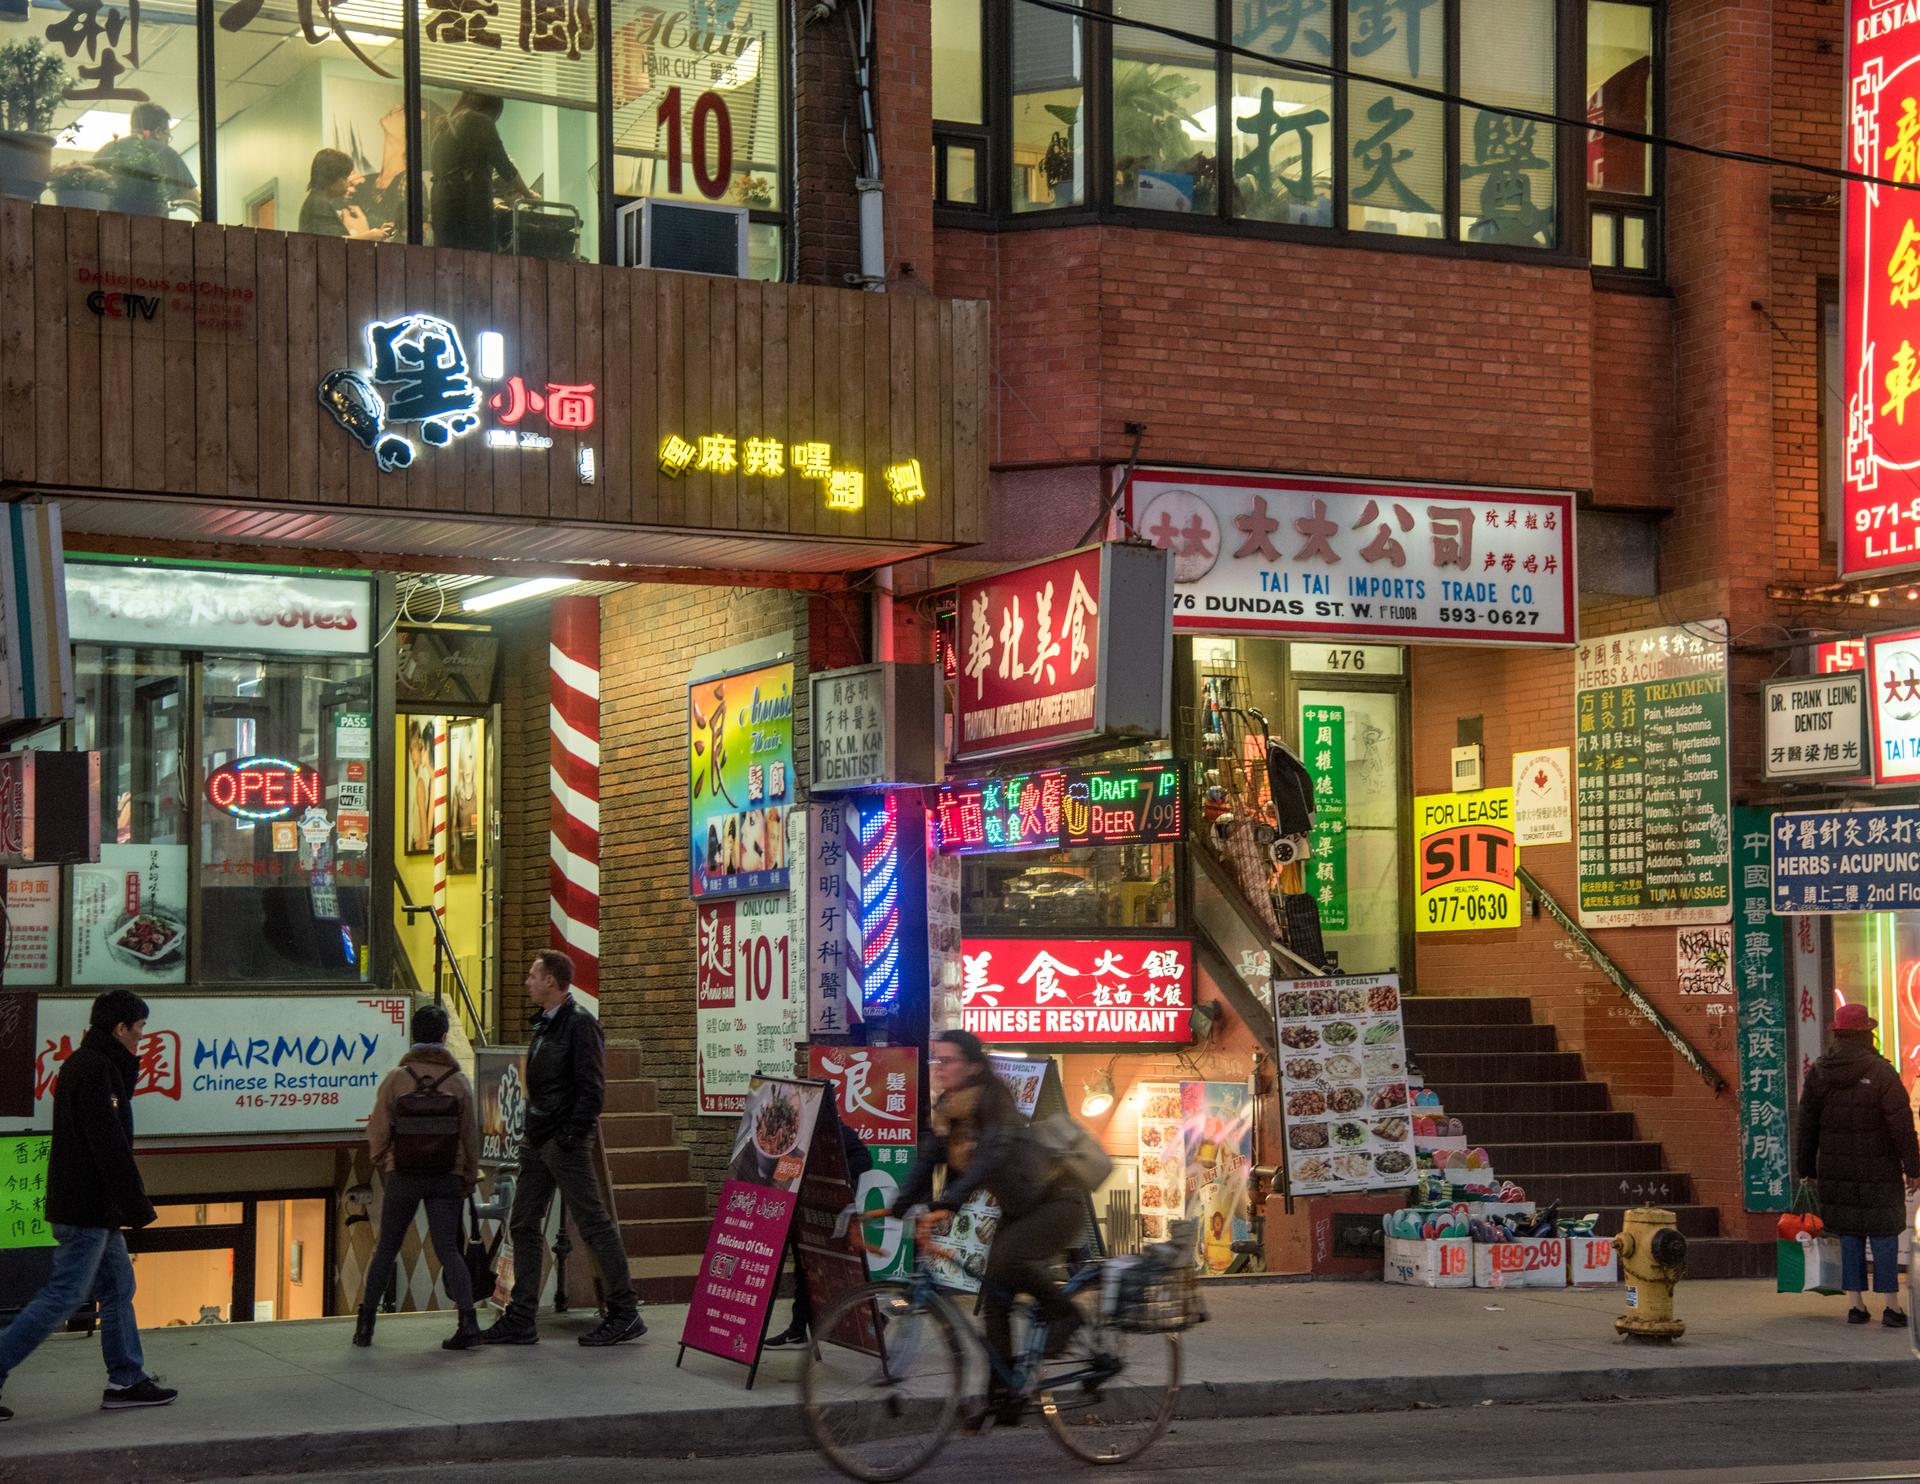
[1125,469,1576,646]
[953,544,1172,763]
[958,937,1193,1044]
[1844,2,1920,578]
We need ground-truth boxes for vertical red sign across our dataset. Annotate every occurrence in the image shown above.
[1844,2,1920,578]
[953,547,1106,761]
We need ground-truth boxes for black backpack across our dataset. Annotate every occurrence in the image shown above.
[391,1065,462,1175]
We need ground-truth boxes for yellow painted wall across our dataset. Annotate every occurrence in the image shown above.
[393,715,489,1025]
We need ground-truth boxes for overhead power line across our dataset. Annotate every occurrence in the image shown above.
[1015,0,1920,197]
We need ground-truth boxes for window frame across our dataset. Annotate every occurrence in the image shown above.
[1582,0,1665,283]
[939,0,1655,275]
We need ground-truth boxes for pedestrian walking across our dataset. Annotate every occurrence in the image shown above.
[483,951,645,1347]
[356,1001,483,1351]
[1795,1002,1920,1329]
[0,990,177,1422]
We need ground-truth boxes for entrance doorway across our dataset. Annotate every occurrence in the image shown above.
[127,1194,332,1324]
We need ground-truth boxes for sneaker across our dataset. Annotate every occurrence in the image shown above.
[1884,1308,1910,1329]
[1847,1307,1872,1325]
[481,1319,539,1346]
[763,1324,808,1348]
[102,1379,178,1411]
[1,1398,11,1422]
[578,1310,646,1348]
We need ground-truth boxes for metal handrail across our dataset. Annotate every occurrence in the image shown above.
[393,875,489,1046]
[1516,864,1727,1094]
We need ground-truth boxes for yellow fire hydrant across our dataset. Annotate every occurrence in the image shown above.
[1612,1205,1687,1343]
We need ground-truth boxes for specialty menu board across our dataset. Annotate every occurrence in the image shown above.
[1275,974,1416,1195]
[1575,623,1733,928]
[1134,1080,1186,1244]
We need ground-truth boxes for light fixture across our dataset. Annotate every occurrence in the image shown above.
[1906,588,1917,602]
[462,576,573,612]
[1871,593,1884,608]
[1080,1059,1116,1118]
[477,330,505,382]
[1189,999,1224,1045]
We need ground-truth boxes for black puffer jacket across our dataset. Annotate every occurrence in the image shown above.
[1794,1033,1920,1237]
[523,997,606,1148]
[45,1027,157,1230]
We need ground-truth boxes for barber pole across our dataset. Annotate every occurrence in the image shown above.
[431,721,449,923]
[550,596,601,1012]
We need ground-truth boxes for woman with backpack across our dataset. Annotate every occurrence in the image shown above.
[356,1002,482,1350]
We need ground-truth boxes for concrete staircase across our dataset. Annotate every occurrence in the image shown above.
[1403,996,1775,1280]
[604,1045,706,1304]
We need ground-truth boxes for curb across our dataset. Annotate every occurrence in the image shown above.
[15,1356,1920,1482]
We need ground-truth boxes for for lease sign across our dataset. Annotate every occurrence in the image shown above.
[1414,789,1520,933]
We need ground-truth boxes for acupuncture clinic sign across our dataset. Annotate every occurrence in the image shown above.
[953,543,1172,763]
[958,937,1193,1045]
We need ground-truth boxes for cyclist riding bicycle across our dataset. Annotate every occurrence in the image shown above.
[890,1029,1085,1424]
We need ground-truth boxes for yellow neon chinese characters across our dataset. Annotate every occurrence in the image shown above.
[743,437,785,477]
[826,470,865,512]
[1884,341,1920,425]
[1889,98,1920,186]
[696,434,738,474]
[790,442,834,480]
[658,434,695,477]
[884,458,927,505]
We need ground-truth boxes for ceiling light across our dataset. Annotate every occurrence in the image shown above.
[1080,1063,1115,1119]
[1870,593,1883,608]
[462,576,573,612]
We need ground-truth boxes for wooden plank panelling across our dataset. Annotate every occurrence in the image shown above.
[33,209,69,488]
[0,204,36,483]
[223,227,259,503]
[160,219,196,495]
[253,230,289,506]
[95,211,133,496]
[64,211,102,493]
[283,231,320,505]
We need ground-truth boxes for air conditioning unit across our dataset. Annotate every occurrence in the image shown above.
[617,198,748,277]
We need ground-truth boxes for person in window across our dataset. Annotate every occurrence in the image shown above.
[429,92,534,252]
[300,150,391,241]
[93,103,199,220]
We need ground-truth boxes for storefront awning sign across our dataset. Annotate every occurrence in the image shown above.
[1762,672,1869,780]
[66,564,372,658]
[1869,628,1920,784]
[1125,468,1576,647]
[1842,0,1920,579]
[952,543,1173,764]
[1770,804,1920,914]
[958,937,1193,1045]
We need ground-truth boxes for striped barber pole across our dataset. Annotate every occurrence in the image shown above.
[549,596,602,1012]
[431,720,450,922]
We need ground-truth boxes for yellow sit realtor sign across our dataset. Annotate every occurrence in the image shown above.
[1413,788,1521,933]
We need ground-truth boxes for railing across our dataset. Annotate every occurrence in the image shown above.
[1516,864,1727,1094]
[393,876,490,1047]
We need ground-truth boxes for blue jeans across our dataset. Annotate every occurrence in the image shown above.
[1839,1233,1901,1296]
[0,1224,148,1391]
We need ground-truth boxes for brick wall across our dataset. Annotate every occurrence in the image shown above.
[794,0,862,287]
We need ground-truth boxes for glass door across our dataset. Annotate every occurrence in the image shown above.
[1296,682,1411,977]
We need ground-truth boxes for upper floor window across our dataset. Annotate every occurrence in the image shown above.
[2,0,786,275]
[1586,0,1659,275]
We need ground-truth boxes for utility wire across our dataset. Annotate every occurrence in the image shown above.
[1015,0,1920,197]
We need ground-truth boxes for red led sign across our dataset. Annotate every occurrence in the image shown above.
[206,756,322,821]
[958,937,1193,1045]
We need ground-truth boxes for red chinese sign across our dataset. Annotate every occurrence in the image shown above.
[958,937,1193,1045]
[955,548,1106,761]
[35,1030,183,1102]
[1844,2,1920,578]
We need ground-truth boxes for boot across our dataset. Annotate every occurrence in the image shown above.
[443,1308,483,1351]
[352,1306,377,1348]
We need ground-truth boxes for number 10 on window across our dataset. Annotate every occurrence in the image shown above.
[657,87,734,200]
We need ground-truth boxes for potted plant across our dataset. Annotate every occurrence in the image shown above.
[0,39,70,202]
[49,161,112,210]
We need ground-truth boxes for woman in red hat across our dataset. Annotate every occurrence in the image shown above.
[1795,1002,1920,1327]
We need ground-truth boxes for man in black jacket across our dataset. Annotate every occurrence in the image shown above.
[0,990,177,1421]
[483,951,643,1347]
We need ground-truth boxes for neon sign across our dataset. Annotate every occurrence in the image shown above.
[657,432,930,514]
[206,757,322,821]
[934,771,1064,854]
[1060,762,1184,847]
[846,792,903,1014]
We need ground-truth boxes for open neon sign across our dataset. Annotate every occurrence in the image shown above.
[206,756,322,821]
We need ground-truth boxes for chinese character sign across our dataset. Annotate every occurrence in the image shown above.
[689,658,795,899]
[1125,469,1575,647]
[805,801,859,1037]
[695,894,802,1116]
[957,938,1193,1044]
[0,1136,53,1250]
[809,1046,917,1281]
[1869,629,1920,783]
[955,547,1106,760]
[1843,1,1920,578]
[1770,804,1920,915]
[1413,789,1519,933]
[1300,705,1349,931]
[1733,808,1792,1211]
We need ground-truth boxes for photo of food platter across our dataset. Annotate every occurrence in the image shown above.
[1273,974,1417,1196]
[1134,1080,1186,1235]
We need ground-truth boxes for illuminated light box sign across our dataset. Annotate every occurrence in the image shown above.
[658,432,929,515]
[934,771,1064,854]
[958,937,1193,1045]
[206,757,322,821]
[1060,761,1184,847]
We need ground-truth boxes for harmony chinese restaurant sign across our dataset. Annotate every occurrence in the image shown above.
[957,937,1193,1045]
[953,543,1172,763]
[28,995,408,1138]
[1843,0,1920,579]
[1124,469,1576,647]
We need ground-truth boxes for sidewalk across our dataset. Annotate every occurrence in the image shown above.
[3,1281,1916,1482]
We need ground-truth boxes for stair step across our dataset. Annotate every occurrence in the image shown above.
[1405,1023,1558,1055]
[632,1254,703,1306]
[613,1181,707,1221]
[1518,1171,1695,1207]
[601,1111,677,1146]
[1423,1080,1610,1114]
[1455,1111,1638,1143]
[620,1216,712,1257]
[607,1146,691,1184]
[1586,1204,1722,1238]
[1414,1051,1586,1084]
[1678,1238,1777,1281]
[1479,1141,1666,1177]
[604,1077,659,1114]
[605,1044,646,1079]
[1401,996,1534,1027]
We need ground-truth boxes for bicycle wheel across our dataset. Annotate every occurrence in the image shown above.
[1039,1289,1181,1466]
[802,1281,968,1483]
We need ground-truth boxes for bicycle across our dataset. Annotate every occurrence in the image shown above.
[800,1209,1193,1482]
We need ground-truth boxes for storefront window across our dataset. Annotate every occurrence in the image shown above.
[1010,0,1085,211]
[1110,0,1217,215]
[1345,0,1445,240]
[212,0,406,237]
[1459,0,1556,248]
[7,0,202,220]
[1230,1,1333,228]
[962,843,1177,933]
[200,653,374,983]
[1586,0,1659,274]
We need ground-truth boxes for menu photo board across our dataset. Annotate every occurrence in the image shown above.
[1135,1080,1186,1245]
[1274,975,1417,1196]
[1574,623,1733,929]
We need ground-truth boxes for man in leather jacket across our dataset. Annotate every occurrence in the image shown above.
[483,952,644,1347]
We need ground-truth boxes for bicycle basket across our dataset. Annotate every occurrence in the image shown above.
[1107,1221,1206,1333]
